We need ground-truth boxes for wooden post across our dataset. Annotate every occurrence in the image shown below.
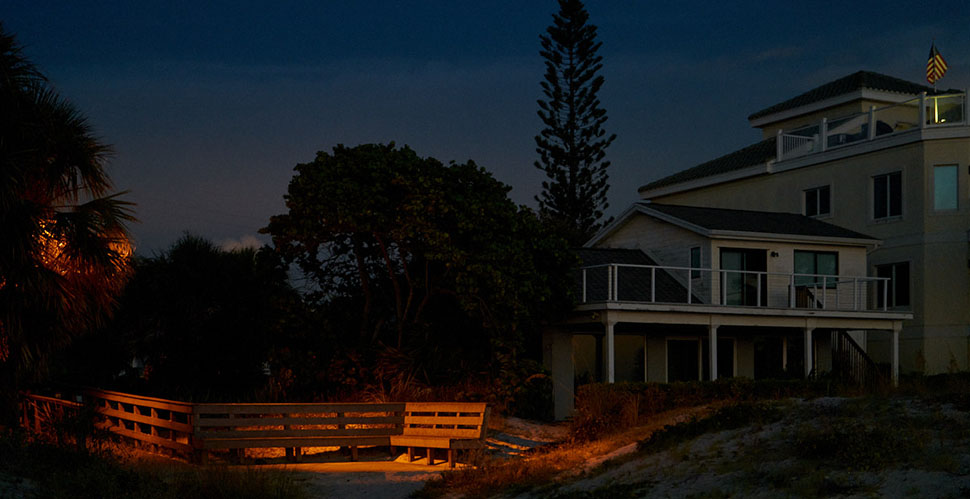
[804,327,815,378]
[448,449,455,468]
[709,323,719,381]
[603,314,616,383]
[427,447,434,465]
[892,323,901,387]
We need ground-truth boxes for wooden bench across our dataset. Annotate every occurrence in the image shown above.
[389,402,490,468]
[191,402,405,463]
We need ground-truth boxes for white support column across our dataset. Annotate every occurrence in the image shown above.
[603,314,616,383]
[892,322,901,387]
[804,327,815,378]
[919,92,927,128]
[709,323,719,381]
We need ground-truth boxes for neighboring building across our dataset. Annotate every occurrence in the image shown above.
[639,71,969,376]
[540,70,967,419]
[543,203,910,419]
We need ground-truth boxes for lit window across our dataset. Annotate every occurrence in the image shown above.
[804,185,830,217]
[934,164,958,211]
[873,172,902,219]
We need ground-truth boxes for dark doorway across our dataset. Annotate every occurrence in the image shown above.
[667,339,700,382]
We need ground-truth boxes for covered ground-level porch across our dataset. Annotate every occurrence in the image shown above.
[542,303,911,420]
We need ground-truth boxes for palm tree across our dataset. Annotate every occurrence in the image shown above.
[0,23,135,421]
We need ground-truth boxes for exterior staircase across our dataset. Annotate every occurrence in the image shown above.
[832,330,886,391]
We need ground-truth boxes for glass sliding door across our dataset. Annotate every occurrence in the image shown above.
[720,248,767,306]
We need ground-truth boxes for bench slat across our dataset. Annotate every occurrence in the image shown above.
[201,435,390,449]
[195,403,404,415]
[401,428,482,438]
[403,415,484,426]
[194,415,403,427]
[196,427,401,439]
[403,402,486,413]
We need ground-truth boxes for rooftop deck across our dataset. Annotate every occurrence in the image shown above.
[777,91,967,162]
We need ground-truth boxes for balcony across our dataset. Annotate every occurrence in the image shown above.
[777,91,967,162]
[579,263,891,312]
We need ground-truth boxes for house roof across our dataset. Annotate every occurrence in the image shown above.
[640,71,960,195]
[748,70,953,121]
[642,203,877,242]
[639,136,775,192]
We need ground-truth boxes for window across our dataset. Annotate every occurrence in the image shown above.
[804,185,831,217]
[876,262,910,308]
[934,164,958,211]
[794,250,838,287]
[873,171,902,219]
[690,247,701,278]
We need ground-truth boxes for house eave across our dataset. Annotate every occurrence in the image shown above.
[748,88,921,128]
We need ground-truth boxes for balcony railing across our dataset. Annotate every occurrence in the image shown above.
[777,91,967,162]
[578,264,891,312]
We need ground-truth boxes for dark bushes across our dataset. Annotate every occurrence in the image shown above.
[570,378,840,441]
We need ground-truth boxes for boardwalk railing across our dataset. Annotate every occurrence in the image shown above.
[84,389,195,455]
[20,391,485,465]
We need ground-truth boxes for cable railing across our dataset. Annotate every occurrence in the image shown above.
[777,90,967,161]
[578,263,891,312]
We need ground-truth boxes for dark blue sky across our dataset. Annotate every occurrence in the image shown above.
[6,1,969,253]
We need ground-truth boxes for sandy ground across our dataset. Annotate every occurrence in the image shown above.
[251,416,569,499]
[536,397,970,498]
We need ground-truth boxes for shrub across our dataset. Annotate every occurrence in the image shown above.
[511,373,554,421]
[570,378,839,441]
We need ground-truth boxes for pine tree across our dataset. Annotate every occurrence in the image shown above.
[535,0,616,246]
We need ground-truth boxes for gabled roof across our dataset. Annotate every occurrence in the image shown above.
[639,137,775,192]
[642,203,877,242]
[748,70,952,121]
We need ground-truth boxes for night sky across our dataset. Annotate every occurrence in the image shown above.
[5,1,970,253]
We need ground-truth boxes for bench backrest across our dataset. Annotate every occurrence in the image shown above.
[192,402,405,441]
[401,402,489,440]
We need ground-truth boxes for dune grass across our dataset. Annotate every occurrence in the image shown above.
[0,433,309,499]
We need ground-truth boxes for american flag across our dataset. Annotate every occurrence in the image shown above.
[927,43,948,85]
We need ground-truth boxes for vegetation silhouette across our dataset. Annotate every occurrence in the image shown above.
[534,0,616,245]
[0,23,134,423]
[263,143,576,402]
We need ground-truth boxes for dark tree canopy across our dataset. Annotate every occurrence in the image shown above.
[61,235,300,401]
[535,0,616,245]
[263,143,575,391]
[0,24,134,417]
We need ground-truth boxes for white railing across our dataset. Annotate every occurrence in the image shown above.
[777,90,967,162]
[579,263,891,312]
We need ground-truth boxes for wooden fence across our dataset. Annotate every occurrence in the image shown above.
[19,390,409,462]
[21,389,196,455]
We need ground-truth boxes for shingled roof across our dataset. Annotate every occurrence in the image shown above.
[640,136,775,191]
[643,203,877,241]
[748,70,952,121]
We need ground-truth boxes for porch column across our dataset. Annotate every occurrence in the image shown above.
[603,313,617,383]
[709,322,719,381]
[892,322,901,387]
[804,326,815,378]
